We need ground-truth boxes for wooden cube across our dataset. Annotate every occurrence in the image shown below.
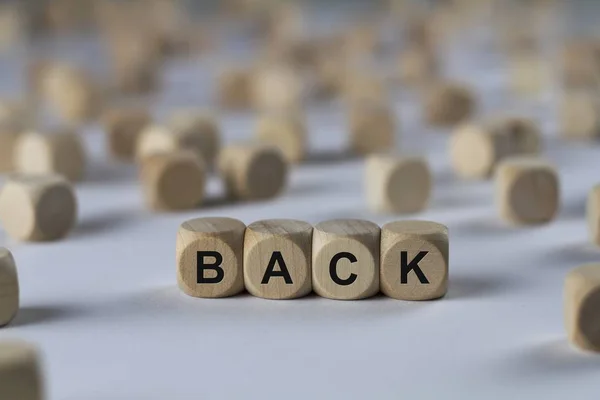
[0,340,43,400]
[365,154,431,214]
[424,82,475,127]
[217,68,253,110]
[565,264,600,352]
[140,151,206,211]
[0,127,20,173]
[244,219,312,299]
[0,174,77,241]
[218,143,288,201]
[252,65,303,112]
[450,117,541,179]
[587,185,600,246]
[380,220,449,300]
[176,217,246,298]
[255,111,307,163]
[14,130,86,182]
[349,101,397,155]
[0,248,18,327]
[343,72,387,105]
[398,46,438,86]
[560,92,600,140]
[509,54,551,96]
[495,157,559,225]
[102,107,151,161]
[312,219,380,300]
[168,110,221,166]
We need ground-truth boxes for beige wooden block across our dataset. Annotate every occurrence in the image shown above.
[15,130,86,182]
[398,47,438,86]
[140,151,206,211]
[565,264,600,352]
[218,143,288,201]
[560,92,600,140]
[168,110,221,166]
[0,128,20,173]
[40,63,100,124]
[561,41,600,89]
[509,54,551,96]
[380,220,448,300]
[587,184,600,246]
[450,118,541,180]
[349,101,397,155]
[244,219,312,299]
[102,107,151,161]
[312,219,380,300]
[424,82,475,127]
[0,174,77,241]
[177,217,246,298]
[343,72,386,105]
[252,65,303,112]
[255,111,307,163]
[0,248,18,327]
[365,154,431,214]
[495,157,559,225]
[217,68,253,110]
[0,340,44,400]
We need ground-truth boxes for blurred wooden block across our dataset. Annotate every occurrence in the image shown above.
[0,248,18,327]
[244,219,312,299]
[561,41,600,89]
[587,185,600,246]
[424,82,475,127]
[349,101,396,155]
[380,220,449,300]
[0,128,20,172]
[168,110,221,166]
[312,219,380,300]
[365,154,431,214]
[343,72,386,105]
[217,68,253,110]
[15,129,86,182]
[0,174,77,241]
[0,340,43,400]
[565,264,600,352]
[450,117,541,179]
[560,92,600,140]
[398,47,438,86]
[140,151,206,211]
[509,54,551,96]
[495,157,559,225]
[218,143,288,201]
[252,65,303,112]
[255,111,306,163]
[102,107,151,161]
[176,217,246,298]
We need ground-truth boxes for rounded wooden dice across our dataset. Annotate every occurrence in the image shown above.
[0,174,77,241]
[312,219,380,300]
[176,217,246,298]
[0,248,18,327]
[365,154,431,214]
[140,151,206,211]
[218,143,288,201]
[102,107,151,161]
[495,157,559,225]
[424,82,475,127]
[168,110,221,166]
[0,340,44,400]
[565,264,600,352]
[14,130,86,182]
[381,220,449,300]
[560,91,600,140]
[255,111,306,163]
[349,101,396,155]
[587,184,600,246]
[244,219,312,299]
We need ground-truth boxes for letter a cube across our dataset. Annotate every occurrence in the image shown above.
[176,217,246,298]
[380,220,449,300]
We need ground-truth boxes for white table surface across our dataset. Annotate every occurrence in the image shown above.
[2,4,600,399]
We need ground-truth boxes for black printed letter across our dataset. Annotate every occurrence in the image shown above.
[329,252,358,286]
[261,251,293,284]
[197,251,224,283]
[400,251,429,284]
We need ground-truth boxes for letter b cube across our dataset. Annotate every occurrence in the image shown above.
[380,220,449,300]
[177,217,246,298]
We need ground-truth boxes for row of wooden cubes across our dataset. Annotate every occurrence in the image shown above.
[177,217,449,300]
